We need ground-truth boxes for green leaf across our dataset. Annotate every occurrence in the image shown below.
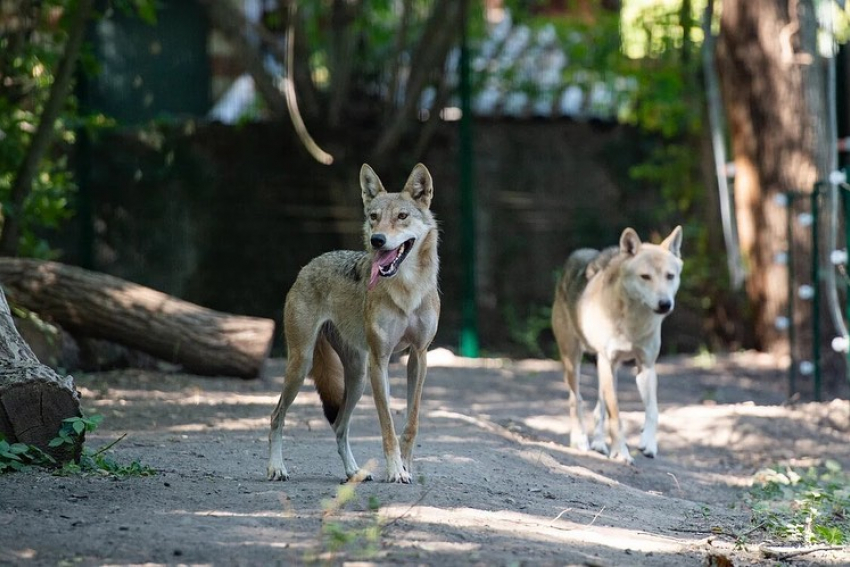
[9,443,30,455]
[72,420,85,435]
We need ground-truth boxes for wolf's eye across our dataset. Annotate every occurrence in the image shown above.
[398,212,408,220]
[640,274,651,281]
[666,273,675,281]
[369,213,378,221]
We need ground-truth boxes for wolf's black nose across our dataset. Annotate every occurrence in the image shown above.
[370,234,386,249]
[657,299,672,314]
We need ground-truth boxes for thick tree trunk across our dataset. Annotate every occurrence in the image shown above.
[0,259,275,379]
[0,286,81,460]
[716,0,819,355]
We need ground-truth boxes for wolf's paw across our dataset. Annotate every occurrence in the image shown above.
[638,440,657,458]
[267,465,290,481]
[570,432,590,451]
[638,433,657,458]
[590,438,610,456]
[609,443,635,465]
[345,469,374,484]
[386,463,412,484]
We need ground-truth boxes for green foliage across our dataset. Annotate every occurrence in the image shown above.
[0,435,52,473]
[307,482,384,562]
[0,414,155,479]
[48,414,103,448]
[0,0,78,257]
[747,461,850,546]
[0,0,157,257]
[503,302,552,358]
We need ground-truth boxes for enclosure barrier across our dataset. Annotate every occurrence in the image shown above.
[780,168,850,401]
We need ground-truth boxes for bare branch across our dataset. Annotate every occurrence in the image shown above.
[200,0,332,165]
[283,0,333,164]
[387,0,414,109]
[199,0,289,117]
[373,0,464,160]
[327,0,363,127]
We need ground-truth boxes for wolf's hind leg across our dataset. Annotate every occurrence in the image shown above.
[267,352,311,480]
[267,314,319,481]
[562,344,588,451]
[551,303,589,451]
[334,350,370,481]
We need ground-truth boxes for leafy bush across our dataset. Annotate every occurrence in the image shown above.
[748,461,850,546]
[0,414,155,478]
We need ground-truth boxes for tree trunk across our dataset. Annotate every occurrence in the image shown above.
[0,286,81,461]
[716,0,820,356]
[0,259,275,379]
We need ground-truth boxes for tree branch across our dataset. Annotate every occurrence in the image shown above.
[199,0,289,118]
[327,0,363,127]
[373,0,463,161]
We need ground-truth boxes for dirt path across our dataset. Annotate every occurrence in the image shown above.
[2,351,849,566]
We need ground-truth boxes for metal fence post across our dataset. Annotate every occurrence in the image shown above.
[785,191,797,397]
[811,184,822,401]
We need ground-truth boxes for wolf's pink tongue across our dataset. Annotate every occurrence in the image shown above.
[368,250,396,290]
[368,262,380,290]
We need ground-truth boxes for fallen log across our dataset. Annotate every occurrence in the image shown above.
[0,258,275,379]
[0,286,81,461]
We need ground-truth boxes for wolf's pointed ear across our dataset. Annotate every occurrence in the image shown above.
[360,163,386,206]
[620,228,641,256]
[403,163,433,208]
[661,225,683,258]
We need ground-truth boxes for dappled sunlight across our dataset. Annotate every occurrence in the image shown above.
[522,414,570,435]
[514,448,623,488]
[417,454,479,465]
[660,402,824,460]
[78,387,283,407]
[378,505,688,554]
[167,416,267,432]
[393,540,480,553]
[410,348,561,372]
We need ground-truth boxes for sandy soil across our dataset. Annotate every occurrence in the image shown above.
[1,350,849,566]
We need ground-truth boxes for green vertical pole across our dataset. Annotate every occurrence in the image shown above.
[458,0,478,357]
[811,184,822,401]
[786,191,797,397]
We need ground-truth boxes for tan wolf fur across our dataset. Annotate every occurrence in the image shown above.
[267,163,440,483]
[551,226,683,464]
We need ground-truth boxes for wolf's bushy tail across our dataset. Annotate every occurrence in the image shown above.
[311,327,345,424]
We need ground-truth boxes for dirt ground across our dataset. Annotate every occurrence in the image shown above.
[2,350,849,566]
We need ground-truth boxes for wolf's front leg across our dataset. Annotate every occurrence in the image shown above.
[595,359,633,464]
[368,353,410,483]
[400,347,428,474]
[636,365,659,458]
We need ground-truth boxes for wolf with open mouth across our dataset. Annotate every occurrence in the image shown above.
[267,163,440,484]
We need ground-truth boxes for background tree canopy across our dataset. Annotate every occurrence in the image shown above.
[2,0,850,395]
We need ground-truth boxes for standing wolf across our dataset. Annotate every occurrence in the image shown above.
[551,226,683,464]
[267,163,439,483]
